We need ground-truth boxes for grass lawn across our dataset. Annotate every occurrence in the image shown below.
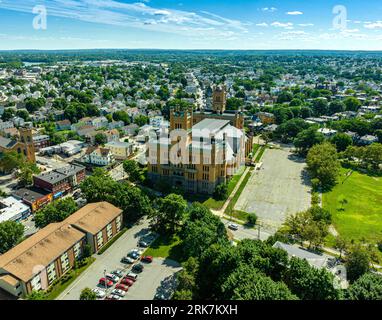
[203,166,245,210]
[254,146,266,163]
[323,167,382,244]
[225,168,253,216]
[144,235,184,262]
[46,257,96,300]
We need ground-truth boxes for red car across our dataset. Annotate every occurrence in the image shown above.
[124,274,138,282]
[115,283,129,292]
[99,277,113,287]
[141,256,153,263]
[121,278,134,286]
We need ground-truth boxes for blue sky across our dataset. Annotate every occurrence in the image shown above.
[1,0,382,50]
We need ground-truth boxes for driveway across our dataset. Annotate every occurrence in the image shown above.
[235,147,311,232]
[57,219,152,300]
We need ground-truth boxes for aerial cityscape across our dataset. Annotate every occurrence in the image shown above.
[0,0,381,308]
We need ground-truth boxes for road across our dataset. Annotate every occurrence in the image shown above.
[222,218,272,241]
[58,219,152,300]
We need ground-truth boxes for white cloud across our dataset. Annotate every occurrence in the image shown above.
[364,21,382,29]
[261,7,277,12]
[256,22,268,27]
[271,22,294,29]
[286,11,303,15]
[298,23,314,27]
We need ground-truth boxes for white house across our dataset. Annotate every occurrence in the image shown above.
[82,147,114,166]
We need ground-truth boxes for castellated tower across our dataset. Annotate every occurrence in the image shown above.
[212,85,227,114]
[19,127,36,163]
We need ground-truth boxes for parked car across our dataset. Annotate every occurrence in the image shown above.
[125,273,138,281]
[154,293,166,300]
[121,278,134,286]
[128,251,140,260]
[141,256,153,263]
[121,256,135,264]
[138,240,149,248]
[105,294,121,300]
[131,248,144,255]
[132,263,144,273]
[105,273,120,283]
[115,283,129,292]
[92,288,106,298]
[228,223,239,231]
[99,278,113,288]
[112,289,126,297]
[112,269,124,278]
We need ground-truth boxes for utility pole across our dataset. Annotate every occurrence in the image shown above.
[257,222,261,240]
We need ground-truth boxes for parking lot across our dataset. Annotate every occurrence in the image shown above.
[58,219,181,300]
[235,147,311,232]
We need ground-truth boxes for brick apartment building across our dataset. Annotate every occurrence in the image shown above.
[33,164,86,199]
[0,202,123,297]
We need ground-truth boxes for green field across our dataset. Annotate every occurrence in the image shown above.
[203,166,245,210]
[323,168,382,243]
[144,235,183,262]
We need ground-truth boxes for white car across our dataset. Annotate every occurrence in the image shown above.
[92,288,106,299]
[105,273,120,283]
[112,289,126,297]
[106,294,121,300]
[132,248,144,255]
[228,223,239,231]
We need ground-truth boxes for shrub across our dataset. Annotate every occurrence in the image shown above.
[246,213,258,226]
[213,183,228,201]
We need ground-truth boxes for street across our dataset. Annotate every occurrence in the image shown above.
[222,218,272,241]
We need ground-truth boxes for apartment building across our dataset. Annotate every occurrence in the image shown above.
[82,147,114,166]
[33,164,86,199]
[105,141,133,160]
[65,202,123,253]
[0,222,86,297]
[0,202,123,297]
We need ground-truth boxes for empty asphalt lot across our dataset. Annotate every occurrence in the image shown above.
[235,147,311,232]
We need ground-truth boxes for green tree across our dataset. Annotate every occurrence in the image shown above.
[347,273,382,300]
[123,159,143,183]
[306,142,340,190]
[343,96,361,111]
[34,198,77,229]
[246,213,258,226]
[181,203,228,258]
[330,133,353,152]
[94,133,107,145]
[282,257,340,300]
[150,194,187,235]
[222,265,298,300]
[0,221,25,254]
[79,288,97,300]
[213,183,228,201]
[16,162,41,187]
[26,290,47,300]
[134,115,149,127]
[294,127,325,155]
[346,245,370,283]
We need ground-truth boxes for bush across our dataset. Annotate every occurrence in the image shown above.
[213,183,228,201]
[246,213,258,226]
[311,192,320,206]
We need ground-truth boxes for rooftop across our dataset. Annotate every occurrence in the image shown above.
[64,202,122,235]
[0,222,85,282]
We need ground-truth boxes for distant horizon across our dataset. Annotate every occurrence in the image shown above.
[2,1,382,51]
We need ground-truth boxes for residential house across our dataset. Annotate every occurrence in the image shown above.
[82,147,114,166]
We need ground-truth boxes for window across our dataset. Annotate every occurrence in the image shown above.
[60,252,70,273]
[116,216,122,232]
[31,274,42,291]
[74,242,82,259]
[97,231,104,249]
[107,224,113,240]
[47,263,56,285]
